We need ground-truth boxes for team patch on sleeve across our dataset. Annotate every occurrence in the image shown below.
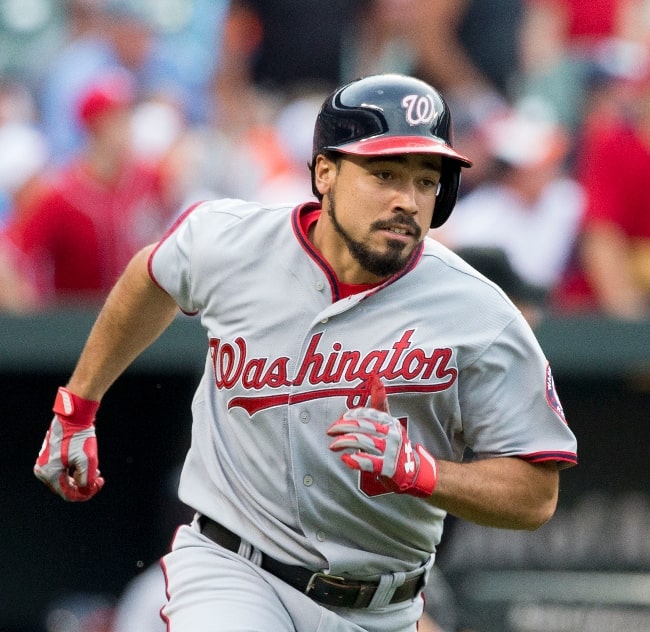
[545,364,566,422]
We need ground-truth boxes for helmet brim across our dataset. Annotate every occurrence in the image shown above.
[329,135,473,167]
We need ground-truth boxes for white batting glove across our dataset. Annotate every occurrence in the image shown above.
[34,387,104,502]
[327,377,438,498]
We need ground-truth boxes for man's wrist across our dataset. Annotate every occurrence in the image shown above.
[53,387,100,426]
[412,445,438,498]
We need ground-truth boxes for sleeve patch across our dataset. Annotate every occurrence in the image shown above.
[545,364,566,423]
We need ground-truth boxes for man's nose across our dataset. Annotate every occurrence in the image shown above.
[394,182,419,214]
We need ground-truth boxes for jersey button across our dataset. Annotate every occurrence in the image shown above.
[316,531,326,542]
[299,411,310,423]
[303,475,313,487]
[320,317,328,324]
[315,281,324,291]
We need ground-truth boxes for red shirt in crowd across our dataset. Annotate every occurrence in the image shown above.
[529,0,623,43]
[7,157,169,305]
[554,119,650,310]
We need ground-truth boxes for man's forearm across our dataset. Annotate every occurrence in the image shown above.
[67,245,179,401]
[431,457,559,530]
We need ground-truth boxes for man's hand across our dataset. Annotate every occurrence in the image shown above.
[327,377,438,497]
[34,387,104,501]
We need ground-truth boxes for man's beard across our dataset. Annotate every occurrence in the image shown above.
[327,193,421,278]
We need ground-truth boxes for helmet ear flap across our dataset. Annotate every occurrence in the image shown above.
[431,161,461,228]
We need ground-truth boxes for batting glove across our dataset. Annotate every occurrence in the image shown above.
[34,387,104,502]
[327,378,438,497]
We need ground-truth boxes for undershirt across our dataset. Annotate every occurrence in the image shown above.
[299,206,380,300]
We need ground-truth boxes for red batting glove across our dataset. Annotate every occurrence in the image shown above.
[327,377,438,497]
[34,387,104,502]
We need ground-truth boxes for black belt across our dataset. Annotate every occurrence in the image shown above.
[198,516,423,609]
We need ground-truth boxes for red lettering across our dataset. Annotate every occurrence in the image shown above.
[293,333,324,385]
[427,347,457,382]
[210,337,291,391]
[383,330,414,379]
[355,350,390,381]
[241,358,267,389]
[219,338,246,388]
[210,330,457,410]
[265,358,292,388]
[337,350,362,382]
[318,341,342,384]
[402,348,428,380]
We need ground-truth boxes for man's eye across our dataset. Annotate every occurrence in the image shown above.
[421,178,441,191]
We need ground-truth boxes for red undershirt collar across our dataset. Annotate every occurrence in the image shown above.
[299,206,382,300]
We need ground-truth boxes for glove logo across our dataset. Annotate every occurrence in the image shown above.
[404,441,415,474]
[60,390,74,415]
[401,94,437,127]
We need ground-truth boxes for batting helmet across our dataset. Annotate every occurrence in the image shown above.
[311,74,472,227]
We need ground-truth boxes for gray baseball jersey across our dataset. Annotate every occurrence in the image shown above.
[149,199,577,578]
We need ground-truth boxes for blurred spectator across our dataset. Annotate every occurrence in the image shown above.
[0,76,39,126]
[251,91,324,204]
[212,0,370,145]
[553,56,650,320]
[435,99,585,324]
[4,70,175,308]
[0,122,50,312]
[0,232,41,313]
[411,0,524,95]
[128,93,193,211]
[516,0,648,132]
[130,97,187,166]
[166,51,325,207]
[0,77,43,221]
[162,86,274,207]
[143,0,231,126]
[217,0,370,95]
[0,121,48,224]
[342,0,420,78]
[38,0,161,164]
[344,0,523,134]
[406,0,523,126]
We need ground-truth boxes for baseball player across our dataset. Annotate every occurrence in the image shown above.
[34,73,577,632]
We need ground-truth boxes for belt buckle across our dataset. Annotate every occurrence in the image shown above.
[305,571,346,595]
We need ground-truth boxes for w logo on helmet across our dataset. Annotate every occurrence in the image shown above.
[401,94,438,126]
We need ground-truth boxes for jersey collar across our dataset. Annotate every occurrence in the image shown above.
[291,203,424,302]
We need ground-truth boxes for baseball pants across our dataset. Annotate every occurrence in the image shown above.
[160,521,425,632]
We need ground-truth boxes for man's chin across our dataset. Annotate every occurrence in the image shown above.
[357,248,411,277]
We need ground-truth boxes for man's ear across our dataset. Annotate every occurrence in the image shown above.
[313,154,336,196]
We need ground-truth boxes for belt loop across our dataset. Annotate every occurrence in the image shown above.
[367,571,406,609]
[419,554,434,587]
[238,539,263,567]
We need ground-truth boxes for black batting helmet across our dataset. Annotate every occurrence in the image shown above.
[311,74,472,228]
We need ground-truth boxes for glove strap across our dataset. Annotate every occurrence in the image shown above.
[412,444,438,498]
[52,387,100,428]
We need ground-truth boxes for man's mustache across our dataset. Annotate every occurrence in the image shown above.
[371,214,422,240]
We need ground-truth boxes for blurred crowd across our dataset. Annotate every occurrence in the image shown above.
[1,0,650,321]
